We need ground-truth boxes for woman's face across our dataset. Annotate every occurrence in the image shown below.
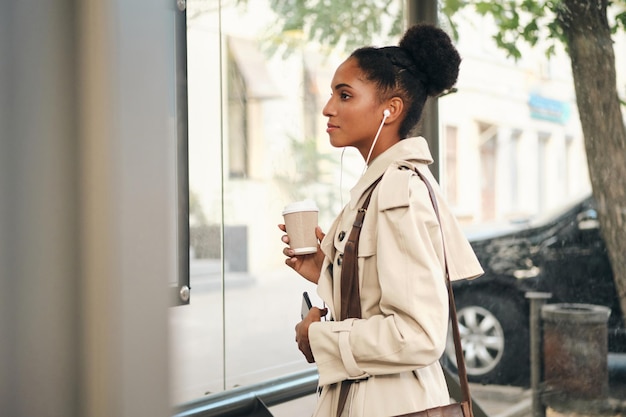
[322,57,387,154]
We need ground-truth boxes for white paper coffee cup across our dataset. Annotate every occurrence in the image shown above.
[282,200,319,255]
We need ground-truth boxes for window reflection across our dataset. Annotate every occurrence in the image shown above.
[171,0,626,409]
[227,42,249,179]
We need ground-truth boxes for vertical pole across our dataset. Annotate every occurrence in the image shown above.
[405,1,438,29]
[1,1,81,415]
[405,0,440,181]
[526,292,552,417]
[175,1,191,306]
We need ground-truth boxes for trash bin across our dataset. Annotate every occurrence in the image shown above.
[541,303,611,403]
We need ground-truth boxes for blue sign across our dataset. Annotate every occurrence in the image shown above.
[528,94,571,124]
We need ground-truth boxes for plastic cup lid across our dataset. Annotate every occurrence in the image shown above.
[282,200,319,215]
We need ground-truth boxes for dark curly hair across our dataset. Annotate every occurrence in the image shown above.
[349,23,461,138]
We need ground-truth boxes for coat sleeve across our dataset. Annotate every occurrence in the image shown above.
[309,167,450,386]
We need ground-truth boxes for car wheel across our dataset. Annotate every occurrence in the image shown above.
[443,290,530,386]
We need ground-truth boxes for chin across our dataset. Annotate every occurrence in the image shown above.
[329,137,351,149]
[328,138,343,148]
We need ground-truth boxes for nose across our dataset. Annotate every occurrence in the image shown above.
[322,97,335,117]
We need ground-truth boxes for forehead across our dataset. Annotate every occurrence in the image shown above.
[330,58,369,89]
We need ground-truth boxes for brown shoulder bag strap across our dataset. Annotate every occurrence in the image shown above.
[340,177,381,321]
[412,167,472,412]
[336,176,382,416]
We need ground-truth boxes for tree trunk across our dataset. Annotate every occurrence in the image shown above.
[558,0,626,323]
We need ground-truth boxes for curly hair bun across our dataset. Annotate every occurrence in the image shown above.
[399,23,461,97]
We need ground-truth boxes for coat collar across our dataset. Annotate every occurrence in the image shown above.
[349,137,433,209]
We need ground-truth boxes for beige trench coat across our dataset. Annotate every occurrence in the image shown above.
[308,137,483,417]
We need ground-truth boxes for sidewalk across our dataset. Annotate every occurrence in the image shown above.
[271,376,624,417]
[269,384,532,417]
[471,384,532,417]
[270,354,626,417]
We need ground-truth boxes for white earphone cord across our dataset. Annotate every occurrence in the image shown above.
[340,148,345,208]
[340,110,389,206]
[362,111,389,174]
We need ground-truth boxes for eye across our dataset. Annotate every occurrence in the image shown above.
[340,92,352,100]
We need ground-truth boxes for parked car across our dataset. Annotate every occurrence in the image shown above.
[443,194,626,386]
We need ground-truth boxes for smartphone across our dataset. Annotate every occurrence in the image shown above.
[301,291,313,319]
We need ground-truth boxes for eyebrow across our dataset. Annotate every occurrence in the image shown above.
[333,82,352,91]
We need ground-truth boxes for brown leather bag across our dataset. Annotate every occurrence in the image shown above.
[336,170,473,417]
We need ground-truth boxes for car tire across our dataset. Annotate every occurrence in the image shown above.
[443,290,530,386]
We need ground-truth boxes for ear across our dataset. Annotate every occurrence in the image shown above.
[384,97,404,123]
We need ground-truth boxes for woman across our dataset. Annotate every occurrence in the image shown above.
[279,24,483,417]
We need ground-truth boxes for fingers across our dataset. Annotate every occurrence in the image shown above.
[281,224,324,246]
[310,307,328,321]
[315,226,325,242]
[282,245,295,257]
[281,224,324,242]
[296,309,325,363]
[295,320,315,363]
[279,225,289,242]
[279,224,291,248]
[284,256,298,270]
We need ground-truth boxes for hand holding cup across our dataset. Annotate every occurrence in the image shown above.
[279,200,325,284]
[282,200,319,255]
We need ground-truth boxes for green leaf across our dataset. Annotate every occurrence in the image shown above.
[442,0,466,15]
[613,11,626,33]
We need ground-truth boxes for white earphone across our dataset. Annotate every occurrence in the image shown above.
[363,109,391,171]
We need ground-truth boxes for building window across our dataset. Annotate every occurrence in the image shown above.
[565,134,574,196]
[303,66,319,141]
[479,123,497,221]
[444,125,458,206]
[538,132,551,211]
[510,129,522,209]
[227,51,248,179]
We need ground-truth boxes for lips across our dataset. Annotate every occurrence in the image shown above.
[326,123,339,133]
